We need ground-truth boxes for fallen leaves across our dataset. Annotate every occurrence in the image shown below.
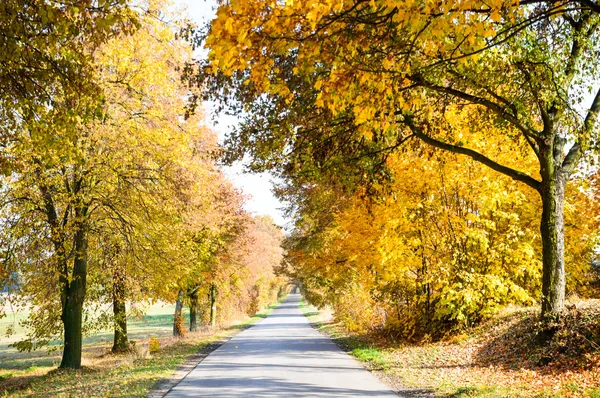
[319,300,600,397]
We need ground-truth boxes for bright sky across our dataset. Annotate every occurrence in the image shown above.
[172,0,289,228]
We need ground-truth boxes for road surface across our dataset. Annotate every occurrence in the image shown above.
[165,294,398,397]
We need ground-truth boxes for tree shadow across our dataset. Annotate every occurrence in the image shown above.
[473,306,600,373]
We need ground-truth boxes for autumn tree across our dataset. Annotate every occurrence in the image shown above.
[0,0,137,175]
[198,0,600,320]
[174,178,247,334]
[284,142,599,337]
[0,2,208,368]
[241,216,285,316]
[212,214,287,325]
[86,6,220,352]
[176,204,286,332]
[0,0,136,311]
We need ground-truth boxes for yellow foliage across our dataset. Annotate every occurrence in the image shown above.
[288,137,600,336]
[149,337,160,354]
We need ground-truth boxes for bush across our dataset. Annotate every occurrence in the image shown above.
[149,337,160,354]
[174,314,187,337]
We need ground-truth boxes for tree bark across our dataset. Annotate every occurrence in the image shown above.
[189,290,199,332]
[539,172,567,320]
[111,267,129,353]
[59,220,88,369]
[537,130,571,321]
[173,289,185,336]
[209,283,217,327]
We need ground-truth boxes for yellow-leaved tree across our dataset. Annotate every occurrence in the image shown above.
[0,2,215,367]
[198,0,600,322]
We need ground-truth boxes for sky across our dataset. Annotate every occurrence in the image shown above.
[172,0,289,228]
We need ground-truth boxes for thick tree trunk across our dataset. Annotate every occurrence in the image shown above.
[539,175,566,320]
[209,283,217,327]
[59,222,88,369]
[112,268,129,353]
[173,289,185,337]
[189,290,199,332]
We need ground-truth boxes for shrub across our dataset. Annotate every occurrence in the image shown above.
[174,314,187,337]
[149,337,160,354]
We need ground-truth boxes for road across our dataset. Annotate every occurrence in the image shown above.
[165,294,398,397]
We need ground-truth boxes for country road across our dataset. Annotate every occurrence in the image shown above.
[164,294,398,397]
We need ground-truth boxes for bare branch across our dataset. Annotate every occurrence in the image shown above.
[584,85,600,133]
[562,143,581,174]
[578,0,600,13]
[564,85,600,174]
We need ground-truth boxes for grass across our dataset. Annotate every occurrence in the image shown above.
[298,298,600,398]
[351,347,388,369]
[0,302,183,372]
[0,300,281,397]
[299,298,391,370]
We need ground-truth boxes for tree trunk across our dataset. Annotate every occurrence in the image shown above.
[173,289,185,337]
[189,290,199,332]
[539,174,566,320]
[537,132,571,321]
[209,283,217,327]
[59,221,88,369]
[112,267,129,353]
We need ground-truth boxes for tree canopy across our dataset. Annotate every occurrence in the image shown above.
[199,0,600,320]
[0,1,288,369]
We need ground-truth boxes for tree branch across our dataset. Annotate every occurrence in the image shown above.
[584,85,600,133]
[579,0,600,13]
[564,85,600,175]
[403,116,541,192]
[410,74,541,141]
[562,142,581,174]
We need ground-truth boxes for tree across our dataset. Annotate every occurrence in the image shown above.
[199,0,600,319]
[175,202,287,332]
[0,0,137,174]
[85,5,218,352]
[172,177,247,334]
[0,3,207,368]
[284,141,599,337]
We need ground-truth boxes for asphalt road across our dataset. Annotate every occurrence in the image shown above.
[165,294,398,397]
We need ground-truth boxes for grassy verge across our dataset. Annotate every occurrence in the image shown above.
[299,298,600,398]
[0,301,281,397]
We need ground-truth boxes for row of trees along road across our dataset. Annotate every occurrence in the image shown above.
[196,0,600,325]
[0,1,287,369]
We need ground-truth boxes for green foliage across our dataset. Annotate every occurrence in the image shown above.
[587,387,600,398]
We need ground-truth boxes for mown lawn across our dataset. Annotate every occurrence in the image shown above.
[299,298,600,398]
[0,302,279,397]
